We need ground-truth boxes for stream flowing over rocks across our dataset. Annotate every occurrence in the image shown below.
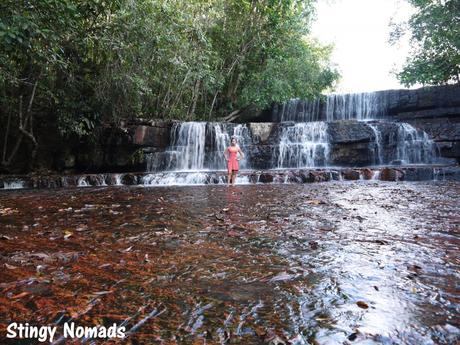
[1,85,459,345]
[0,182,459,344]
[2,85,460,189]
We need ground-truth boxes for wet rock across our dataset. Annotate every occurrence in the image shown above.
[131,122,172,148]
[380,168,404,181]
[87,174,106,186]
[287,171,303,183]
[404,167,434,181]
[361,168,374,180]
[121,173,138,185]
[206,174,221,184]
[308,171,329,182]
[249,123,275,144]
[258,173,274,183]
[390,159,404,166]
[342,169,360,180]
[328,121,374,144]
[329,170,341,180]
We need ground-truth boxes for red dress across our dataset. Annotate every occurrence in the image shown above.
[227,146,239,172]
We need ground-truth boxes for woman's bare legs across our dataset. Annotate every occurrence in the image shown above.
[231,171,237,185]
[228,171,232,185]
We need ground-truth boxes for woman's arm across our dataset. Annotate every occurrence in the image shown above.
[238,146,244,160]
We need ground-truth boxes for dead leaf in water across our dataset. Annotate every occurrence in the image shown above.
[11,291,31,299]
[307,199,325,205]
[356,301,369,309]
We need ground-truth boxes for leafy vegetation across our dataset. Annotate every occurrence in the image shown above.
[0,0,338,170]
[392,0,460,86]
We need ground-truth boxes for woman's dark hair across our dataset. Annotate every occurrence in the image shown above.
[231,136,237,142]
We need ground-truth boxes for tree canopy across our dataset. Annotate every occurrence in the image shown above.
[0,0,338,170]
[392,0,460,86]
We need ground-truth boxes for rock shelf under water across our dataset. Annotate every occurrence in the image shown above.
[0,182,458,344]
[1,165,459,189]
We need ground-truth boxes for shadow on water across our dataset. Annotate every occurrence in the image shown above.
[0,181,459,344]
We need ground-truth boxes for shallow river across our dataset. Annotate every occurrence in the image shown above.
[0,181,459,344]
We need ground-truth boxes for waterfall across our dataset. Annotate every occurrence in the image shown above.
[167,122,206,171]
[232,124,251,170]
[368,123,383,165]
[393,123,438,164]
[147,122,251,172]
[272,91,389,122]
[275,99,321,122]
[325,92,387,121]
[275,122,329,168]
[207,123,229,170]
[3,180,25,189]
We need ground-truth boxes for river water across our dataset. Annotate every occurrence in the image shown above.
[0,181,459,344]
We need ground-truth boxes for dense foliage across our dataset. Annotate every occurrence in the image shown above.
[392,0,460,86]
[0,0,338,170]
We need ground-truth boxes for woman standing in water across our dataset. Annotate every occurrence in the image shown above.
[224,136,244,185]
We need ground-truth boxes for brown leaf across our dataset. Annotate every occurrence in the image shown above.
[11,291,31,299]
[356,301,369,309]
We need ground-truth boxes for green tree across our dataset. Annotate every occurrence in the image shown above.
[0,0,339,172]
[392,0,460,86]
[0,0,121,170]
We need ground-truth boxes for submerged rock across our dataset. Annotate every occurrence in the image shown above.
[342,169,360,180]
[380,168,404,181]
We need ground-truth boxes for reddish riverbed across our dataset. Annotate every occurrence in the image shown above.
[0,181,459,344]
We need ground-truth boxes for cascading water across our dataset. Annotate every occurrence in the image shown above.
[273,99,321,122]
[168,122,206,171]
[146,122,251,173]
[139,90,443,185]
[367,123,383,165]
[392,123,438,164]
[325,91,388,121]
[275,122,329,168]
[271,91,389,122]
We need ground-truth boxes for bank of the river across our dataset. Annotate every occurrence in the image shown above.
[0,181,458,344]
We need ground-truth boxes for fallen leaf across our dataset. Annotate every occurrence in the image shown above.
[356,301,369,309]
[11,291,31,299]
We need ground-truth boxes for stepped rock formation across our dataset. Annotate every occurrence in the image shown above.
[1,84,459,188]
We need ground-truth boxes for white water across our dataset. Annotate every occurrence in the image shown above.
[273,91,388,122]
[368,123,383,165]
[275,122,330,168]
[3,180,25,189]
[275,99,321,122]
[393,123,438,164]
[141,172,250,186]
[147,122,251,173]
[326,92,387,121]
[77,177,90,187]
[113,174,123,186]
[167,122,206,171]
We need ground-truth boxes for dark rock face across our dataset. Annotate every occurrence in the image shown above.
[380,168,404,181]
[342,169,361,180]
[267,85,460,163]
[361,168,374,180]
[130,122,172,147]
[258,173,274,183]
[327,121,378,166]
[327,121,374,144]
[266,84,460,122]
[2,85,458,175]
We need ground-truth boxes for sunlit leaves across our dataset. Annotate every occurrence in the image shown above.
[393,0,460,86]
